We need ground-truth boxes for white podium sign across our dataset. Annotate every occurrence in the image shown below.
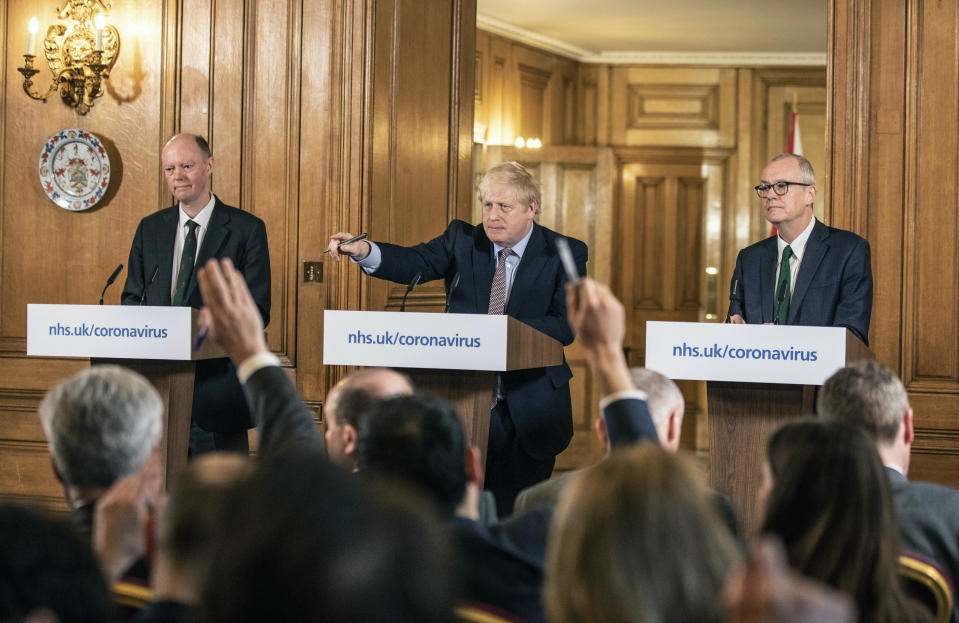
[645,321,849,385]
[28,304,194,360]
[324,310,510,371]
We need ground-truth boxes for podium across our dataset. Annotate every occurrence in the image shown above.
[27,304,224,487]
[323,310,563,462]
[645,321,874,532]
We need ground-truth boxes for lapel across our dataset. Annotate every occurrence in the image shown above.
[789,220,828,323]
[183,199,230,303]
[471,225,495,313]
[759,236,777,323]
[505,223,547,316]
[153,208,179,305]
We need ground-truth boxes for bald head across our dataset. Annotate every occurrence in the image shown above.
[324,368,413,469]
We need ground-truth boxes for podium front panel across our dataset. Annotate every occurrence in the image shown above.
[324,310,509,370]
[645,321,849,385]
[28,305,193,360]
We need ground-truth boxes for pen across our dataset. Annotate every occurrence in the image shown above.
[193,326,209,351]
[324,232,368,253]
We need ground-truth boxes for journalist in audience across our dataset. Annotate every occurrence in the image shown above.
[545,443,739,623]
[38,365,163,584]
[819,360,959,622]
[760,419,926,623]
[200,446,453,623]
[0,504,116,623]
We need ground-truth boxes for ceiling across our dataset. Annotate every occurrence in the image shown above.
[476,0,827,65]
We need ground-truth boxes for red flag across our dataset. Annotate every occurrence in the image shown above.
[770,109,803,237]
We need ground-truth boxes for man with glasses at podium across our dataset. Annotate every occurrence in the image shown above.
[727,153,873,345]
[328,161,587,515]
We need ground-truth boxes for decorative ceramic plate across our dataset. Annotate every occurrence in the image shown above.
[38,128,111,211]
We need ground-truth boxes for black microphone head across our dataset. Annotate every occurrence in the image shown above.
[106,264,124,285]
[407,271,423,291]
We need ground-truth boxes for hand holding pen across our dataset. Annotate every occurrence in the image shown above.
[326,232,369,261]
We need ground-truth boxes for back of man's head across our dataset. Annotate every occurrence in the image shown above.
[201,447,453,623]
[817,360,908,444]
[630,368,684,428]
[39,365,163,489]
[0,504,115,623]
[356,393,467,516]
[328,367,413,429]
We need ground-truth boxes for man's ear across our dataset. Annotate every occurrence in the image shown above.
[902,407,915,446]
[342,424,358,457]
[464,446,483,487]
[594,417,609,450]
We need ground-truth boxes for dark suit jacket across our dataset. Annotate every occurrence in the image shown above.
[887,467,959,622]
[372,219,588,459]
[727,219,873,345]
[121,198,271,431]
[244,363,549,621]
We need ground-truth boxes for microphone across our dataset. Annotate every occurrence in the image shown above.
[724,278,739,323]
[444,272,461,313]
[139,265,160,305]
[98,264,123,305]
[400,272,422,312]
[774,280,787,324]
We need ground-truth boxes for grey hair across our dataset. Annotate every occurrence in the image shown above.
[38,365,163,489]
[770,153,816,185]
[629,368,685,427]
[817,360,909,444]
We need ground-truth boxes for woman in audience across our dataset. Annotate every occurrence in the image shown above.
[760,419,925,623]
[545,444,739,623]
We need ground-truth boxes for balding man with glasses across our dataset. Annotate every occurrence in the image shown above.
[726,153,873,345]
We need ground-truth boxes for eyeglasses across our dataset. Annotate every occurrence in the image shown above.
[754,181,811,198]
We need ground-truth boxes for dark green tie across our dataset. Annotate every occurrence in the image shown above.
[172,220,199,306]
[775,245,794,325]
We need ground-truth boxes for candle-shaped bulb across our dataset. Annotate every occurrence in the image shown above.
[94,13,105,51]
[27,17,38,55]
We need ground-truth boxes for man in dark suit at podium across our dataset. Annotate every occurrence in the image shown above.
[121,134,271,454]
[727,153,873,345]
[327,162,587,514]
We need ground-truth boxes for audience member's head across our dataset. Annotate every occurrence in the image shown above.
[630,367,685,451]
[761,419,918,623]
[201,447,453,623]
[38,366,163,501]
[356,393,467,517]
[818,360,913,473]
[546,444,738,623]
[154,454,254,605]
[0,504,115,623]
[324,367,413,469]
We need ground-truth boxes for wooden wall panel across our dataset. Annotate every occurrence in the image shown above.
[366,0,475,314]
[610,67,736,148]
[829,0,959,487]
[475,30,577,148]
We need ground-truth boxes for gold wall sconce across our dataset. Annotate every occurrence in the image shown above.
[18,0,120,115]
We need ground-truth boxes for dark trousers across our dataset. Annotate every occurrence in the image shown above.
[484,399,555,517]
[189,418,249,456]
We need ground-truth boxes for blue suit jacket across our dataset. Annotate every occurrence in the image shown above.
[727,219,873,345]
[373,219,588,460]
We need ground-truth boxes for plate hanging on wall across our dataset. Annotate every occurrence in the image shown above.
[38,128,111,211]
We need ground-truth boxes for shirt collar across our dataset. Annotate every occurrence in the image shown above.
[777,216,816,260]
[492,222,535,259]
[178,194,216,229]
